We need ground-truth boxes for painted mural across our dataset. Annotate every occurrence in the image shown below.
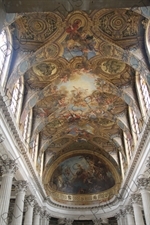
[50,154,115,194]
[62,19,98,60]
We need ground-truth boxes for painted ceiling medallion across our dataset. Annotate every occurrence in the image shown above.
[100,59,126,75]
[33,62,57,76]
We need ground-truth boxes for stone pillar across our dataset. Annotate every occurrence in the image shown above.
[11,180,28,225]
[0,159,18,225]
[24,195,35,225]
[131,194,145,225]
[137,177,150,225]
[124,205,135,225]
[33,204,41,225]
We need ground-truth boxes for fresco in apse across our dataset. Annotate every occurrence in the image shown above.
[50,154,115,194]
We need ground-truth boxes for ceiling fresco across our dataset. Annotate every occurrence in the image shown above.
[7,9,149,205]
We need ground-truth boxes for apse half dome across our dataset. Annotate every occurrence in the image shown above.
[43,151,121,205]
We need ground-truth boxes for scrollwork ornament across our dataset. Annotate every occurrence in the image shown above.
[34,204,41,215]
[15,180,28,194]
[0,159,18,175]
[25,195,35,207]
[42,210,50,220]
[146,157,150,169]
[137,177,150,190]
[65,218,73,225]
[130,193,142,205]
[125,205,134,215]
[93,219,102,225]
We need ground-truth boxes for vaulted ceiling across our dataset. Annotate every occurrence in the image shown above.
[6,8,149,205]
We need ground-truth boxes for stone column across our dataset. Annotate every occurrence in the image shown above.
[33,204,41,225]
[11,180,28,225]
[24,195,35,225]
[131,194,145,225]
[0,159,18,225]
[124,205,135,225]
[137,177,150,225]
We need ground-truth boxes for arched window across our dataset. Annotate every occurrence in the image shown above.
[31,134,39,163]
[139,75,150,111]
[23,110,32,144]
[10,78,24,123]
[131,109,140,135]
[129,107,140,144]
[124,132,132,163]
[0,28,12,88]
[10,79,20,114]
[0,30,7,77]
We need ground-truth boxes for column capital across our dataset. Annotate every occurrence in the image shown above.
[124,205,134,215]
[15,180,28,193]
[116,209,124,220]
[58,218,66,224]
[34,204,41,215]
[25,194,35,207]
[130,193,142,205]
[93,219,102,225]
[0,159,18,175]
[146,156,150,169]
[137,177,150,190]
[65,218,74,225]
[42,210,50,220]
